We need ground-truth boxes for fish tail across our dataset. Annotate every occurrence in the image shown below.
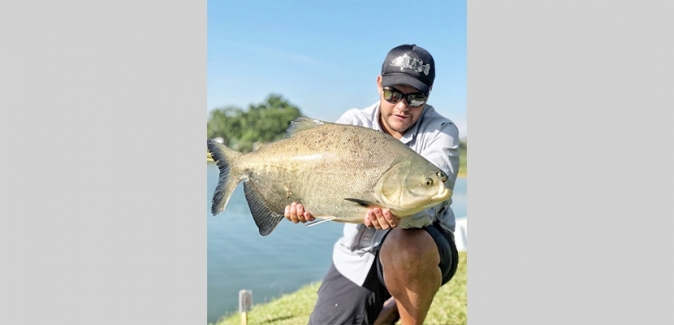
[207,140,243,216]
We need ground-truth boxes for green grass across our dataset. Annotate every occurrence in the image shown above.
[212,251,467,325]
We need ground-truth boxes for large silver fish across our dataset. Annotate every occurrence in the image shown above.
[207,117,452,236]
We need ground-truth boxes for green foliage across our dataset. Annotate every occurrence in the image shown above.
[207,94,302,153]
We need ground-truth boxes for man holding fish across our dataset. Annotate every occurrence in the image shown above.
[285,44,461,325]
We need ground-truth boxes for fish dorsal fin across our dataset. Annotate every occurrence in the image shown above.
[286,117,326,138]
[252,142,265,151]
[243,180,284,236]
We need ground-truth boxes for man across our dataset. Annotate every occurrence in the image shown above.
[285,44,461,325]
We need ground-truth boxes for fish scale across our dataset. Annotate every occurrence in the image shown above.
[207,117,452,236]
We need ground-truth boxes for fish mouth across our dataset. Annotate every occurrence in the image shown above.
[431,187,452,201]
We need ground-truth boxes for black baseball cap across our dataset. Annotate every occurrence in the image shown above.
[381,44,435,94]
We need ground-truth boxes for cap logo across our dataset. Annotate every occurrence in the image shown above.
[389,53,431,76]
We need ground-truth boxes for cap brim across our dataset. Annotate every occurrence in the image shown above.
[381,74,431,94]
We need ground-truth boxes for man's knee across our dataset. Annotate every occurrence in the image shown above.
[380,228,441,275]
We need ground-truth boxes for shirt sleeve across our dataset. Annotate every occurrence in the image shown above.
[420,121,461,185]
[335,109,366,126]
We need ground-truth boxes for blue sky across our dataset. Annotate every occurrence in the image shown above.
[208,0,467,137]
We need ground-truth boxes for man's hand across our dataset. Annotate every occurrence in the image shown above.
[364,207,400,230]
[284,202,316,224]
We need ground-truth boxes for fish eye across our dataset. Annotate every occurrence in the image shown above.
[425,178,433,186]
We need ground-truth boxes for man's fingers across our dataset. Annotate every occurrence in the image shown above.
[304,212,315,222]
[374,208,391,230]
[368,209,382,229]
[382,209,398,228]
[296,204,307,223]
[285,202,300,223]
[364,213,373,228]
[284,205,292,221]
[363,208,398,229]
[284,202,316,223]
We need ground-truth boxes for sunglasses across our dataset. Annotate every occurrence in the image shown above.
[382,87,428,107]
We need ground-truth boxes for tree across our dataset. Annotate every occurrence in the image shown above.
[207,94,302,152]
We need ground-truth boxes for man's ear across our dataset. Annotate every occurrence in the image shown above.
[376,75,383,94]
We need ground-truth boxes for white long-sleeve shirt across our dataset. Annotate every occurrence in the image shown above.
[332,102,461,286]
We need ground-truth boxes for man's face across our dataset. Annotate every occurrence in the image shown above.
[377,75,428,139]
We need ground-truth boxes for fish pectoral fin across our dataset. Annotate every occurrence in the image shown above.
[344,198,381,208]
[305,217,336,227]
[243,180,284,236]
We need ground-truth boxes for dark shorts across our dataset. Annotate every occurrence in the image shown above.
[308,222,459,325]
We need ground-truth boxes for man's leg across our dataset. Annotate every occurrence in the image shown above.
[378,228,442,325]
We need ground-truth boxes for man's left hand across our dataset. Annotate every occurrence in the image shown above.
[364,207,400,230]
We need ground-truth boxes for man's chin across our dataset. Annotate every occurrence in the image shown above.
[389,119,412,132]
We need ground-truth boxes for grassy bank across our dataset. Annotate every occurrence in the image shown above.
[212,251,467,325]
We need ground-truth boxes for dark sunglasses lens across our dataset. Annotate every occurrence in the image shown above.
[384,89,403,103]
[407,94,427,107]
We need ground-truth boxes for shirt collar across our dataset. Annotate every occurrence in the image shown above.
[373,102,427,145]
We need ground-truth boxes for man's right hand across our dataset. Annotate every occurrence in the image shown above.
[284,202,316,224]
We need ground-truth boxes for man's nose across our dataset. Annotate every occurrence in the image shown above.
[396,98,410,110]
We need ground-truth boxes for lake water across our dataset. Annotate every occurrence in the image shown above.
[206,162,467,324]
